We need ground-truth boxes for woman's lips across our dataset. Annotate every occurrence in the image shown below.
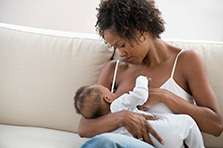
[126,56,132,62]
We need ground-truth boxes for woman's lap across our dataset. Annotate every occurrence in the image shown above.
[81,133,154,148]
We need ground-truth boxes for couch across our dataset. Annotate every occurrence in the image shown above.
[0,23,222,148]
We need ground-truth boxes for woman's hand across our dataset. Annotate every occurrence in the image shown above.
[139,88,168,107]
[120,110,164,145]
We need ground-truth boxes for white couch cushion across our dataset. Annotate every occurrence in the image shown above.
[0,124,88,148]
[0,23,113,133]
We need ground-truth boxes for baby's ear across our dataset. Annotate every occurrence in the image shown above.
[103,96,113,103]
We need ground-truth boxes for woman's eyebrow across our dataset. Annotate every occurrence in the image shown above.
[114,40,122,47]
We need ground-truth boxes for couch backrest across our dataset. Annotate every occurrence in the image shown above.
[0,23,113,133]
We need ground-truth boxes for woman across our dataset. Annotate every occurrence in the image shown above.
[78,0,223,147]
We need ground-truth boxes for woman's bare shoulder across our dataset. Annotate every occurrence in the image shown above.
[177,49,207,82]
[97,59,130,87]
[180,49,214,100]
[180,49,205,70]
[97,60,119,86]
[107,59,129,70]
[181,49,201,58]
[103,60,118,70]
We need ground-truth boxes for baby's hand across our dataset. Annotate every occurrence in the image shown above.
[138,75,152,83]
[145,76,152,83]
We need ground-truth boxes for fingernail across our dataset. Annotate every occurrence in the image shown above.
[161,141,164,145]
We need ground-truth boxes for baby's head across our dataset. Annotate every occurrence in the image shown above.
[74,85,117,119]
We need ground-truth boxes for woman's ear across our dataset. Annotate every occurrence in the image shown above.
[139,32,147,42]
[103,96,113,103]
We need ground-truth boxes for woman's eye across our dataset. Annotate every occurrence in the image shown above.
[120,44,125,48]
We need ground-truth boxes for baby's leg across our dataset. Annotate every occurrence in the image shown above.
[148,113,184,148]
[181,115,205,148]
[148,113,204,148]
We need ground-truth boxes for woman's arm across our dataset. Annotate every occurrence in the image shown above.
[78,61,117,137]
[149,88,222,136]
[144,50,223,136]
[78,110,159,137]
[78,111,124,137]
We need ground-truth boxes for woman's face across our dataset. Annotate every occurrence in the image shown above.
[104,30,149,64]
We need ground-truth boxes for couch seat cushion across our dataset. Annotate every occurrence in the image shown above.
[0,124,88,148]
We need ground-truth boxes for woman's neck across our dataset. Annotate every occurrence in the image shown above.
[143,38,171,67]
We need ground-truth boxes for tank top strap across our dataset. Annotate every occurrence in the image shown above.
[111,60,120,92]
[170,49,184,78]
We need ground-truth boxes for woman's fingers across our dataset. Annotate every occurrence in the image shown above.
[141,127,154,145]
[145,121,164,145]
[137,106,148,111]
[122,111,164,145]
[144,114,159,120]
[139,114,163,145]
[132,129,153,145]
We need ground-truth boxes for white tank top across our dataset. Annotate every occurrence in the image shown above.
[111,49,195,113]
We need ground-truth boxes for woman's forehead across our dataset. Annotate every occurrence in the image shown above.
[104,29,142,45]
[104,30,122,46]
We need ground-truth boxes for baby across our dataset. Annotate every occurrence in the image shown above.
[74,76,205,148]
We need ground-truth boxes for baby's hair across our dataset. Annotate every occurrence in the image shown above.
[74,86,104,119]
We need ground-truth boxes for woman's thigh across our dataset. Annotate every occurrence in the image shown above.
[81,133,154,148]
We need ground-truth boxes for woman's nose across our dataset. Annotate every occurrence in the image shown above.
[119,49,127,58]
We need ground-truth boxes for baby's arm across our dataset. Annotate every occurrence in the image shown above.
[111,76,149,112]
[129,76,149,105]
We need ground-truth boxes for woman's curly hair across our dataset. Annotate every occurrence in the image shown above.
[95,0,165,41]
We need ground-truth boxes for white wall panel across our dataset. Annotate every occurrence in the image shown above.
[0,0,222,41]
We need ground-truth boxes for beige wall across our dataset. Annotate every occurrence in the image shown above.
[0,0,98,33]
[0,0,223,41]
